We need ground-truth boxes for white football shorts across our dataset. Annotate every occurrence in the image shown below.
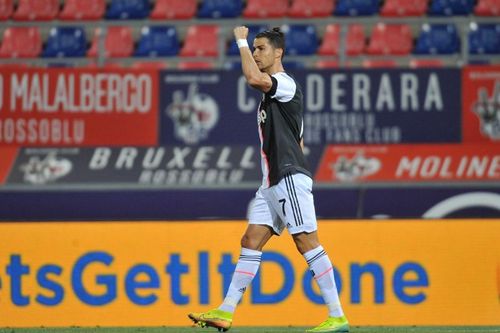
[248,172,318,235]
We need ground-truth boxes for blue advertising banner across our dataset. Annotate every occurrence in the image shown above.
[159,69,462,145]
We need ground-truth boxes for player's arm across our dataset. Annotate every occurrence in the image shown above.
[234,26,272,93]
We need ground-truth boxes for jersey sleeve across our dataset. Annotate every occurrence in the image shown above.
[270,73,296,103]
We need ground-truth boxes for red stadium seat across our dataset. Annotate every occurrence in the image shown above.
[318,24,365,56]
[381,0,428,16]
[362,59,398,68]
[0,0,13,20]
[366,23,413,55]
[243,0,288,18]
[87,26,134,58]
[178,61,214,70]
[409,59,444,68]
[316,60,353,68]
[0,27,41,57]
[475,0,500,16]
[150,0,197,19]
[288,0,335,18]
[13,0,59,21]
[59,0,105,20]
[179,25,219,57]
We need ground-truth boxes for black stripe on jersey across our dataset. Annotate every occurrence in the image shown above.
[285,173,303,226]
[268,75,278,97]
[306,250,326,266]
[289,173,304,226]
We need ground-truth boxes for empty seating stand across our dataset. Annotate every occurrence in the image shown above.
[475,0,500,16]
[469,23,500,54]
[42,27,87,57]
[243,0,288,18]
[284,24,318,55]
[429,0,475,15]
[197,0,243,18]
[134,26,179,57]
[381,0,428,16]
[414,24,460,54]
[0,0,13,20]
[318,24,365,56]
[334,0,379,16]
[106,0,150,19]
[180,25,219,57]
[88,26,134,58]
[0,27,41,57]
[366,23,413,55]
[288,0,335,18]
[59,0,105,20]
[13,0,59,21]
[150,0,196,19]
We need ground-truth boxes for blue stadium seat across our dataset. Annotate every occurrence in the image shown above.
[227,25,268,55]
[197,0,243,18]
[414,24,460,54]
[334,0,379,16]
[134,26,179,57]
[106,0,150,19]
[428,0,474,15]
[42,27,87,57]
[283,24,318,55]
[469,23,500,54]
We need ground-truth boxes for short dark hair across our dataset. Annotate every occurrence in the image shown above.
[255,27,285,59]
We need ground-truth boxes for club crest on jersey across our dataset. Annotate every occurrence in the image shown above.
[473,80,500,141]
[258,109,267,124]
[166,83,219,144]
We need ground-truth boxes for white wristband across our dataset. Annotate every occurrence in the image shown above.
[236,39,249,49]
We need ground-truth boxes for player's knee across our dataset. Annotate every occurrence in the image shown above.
[240,234,261,251]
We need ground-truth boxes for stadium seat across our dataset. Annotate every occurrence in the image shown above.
[178,61,214,70]
[429,0,474,15]
[381,0,428,16]
[288,0,335,18]
[179,25,219,57]
[106,0,150,19]
[0,27,41,57]
[283,24,318,55]
[198,0,243,18]
[150,0,196,19]
[134,26,179,57]
[42,27,87,58]
[366,23,413,55]
[469,23,500,54]
[316,60,340,68]
[318,24,365,56]
[59,0,105,20]
[409,59,444,68]
[243,0,288,18]
[0,0,13,20]
[475,0,500,16]
[334,0,379,16]
[362,59,398,68]
[88,26,134,58]
[227,25,267,55]
[414,24,460,54]
[13,0,59,21]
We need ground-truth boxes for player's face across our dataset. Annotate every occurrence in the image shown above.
[252,38,279,72]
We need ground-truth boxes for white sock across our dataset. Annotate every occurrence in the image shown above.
[219,247,262,313]
[304,246,344,317]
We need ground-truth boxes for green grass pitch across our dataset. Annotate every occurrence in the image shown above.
[1,327,500,333]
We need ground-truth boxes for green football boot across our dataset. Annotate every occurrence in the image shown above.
[188,308,233,332]
[306,315,349,332]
